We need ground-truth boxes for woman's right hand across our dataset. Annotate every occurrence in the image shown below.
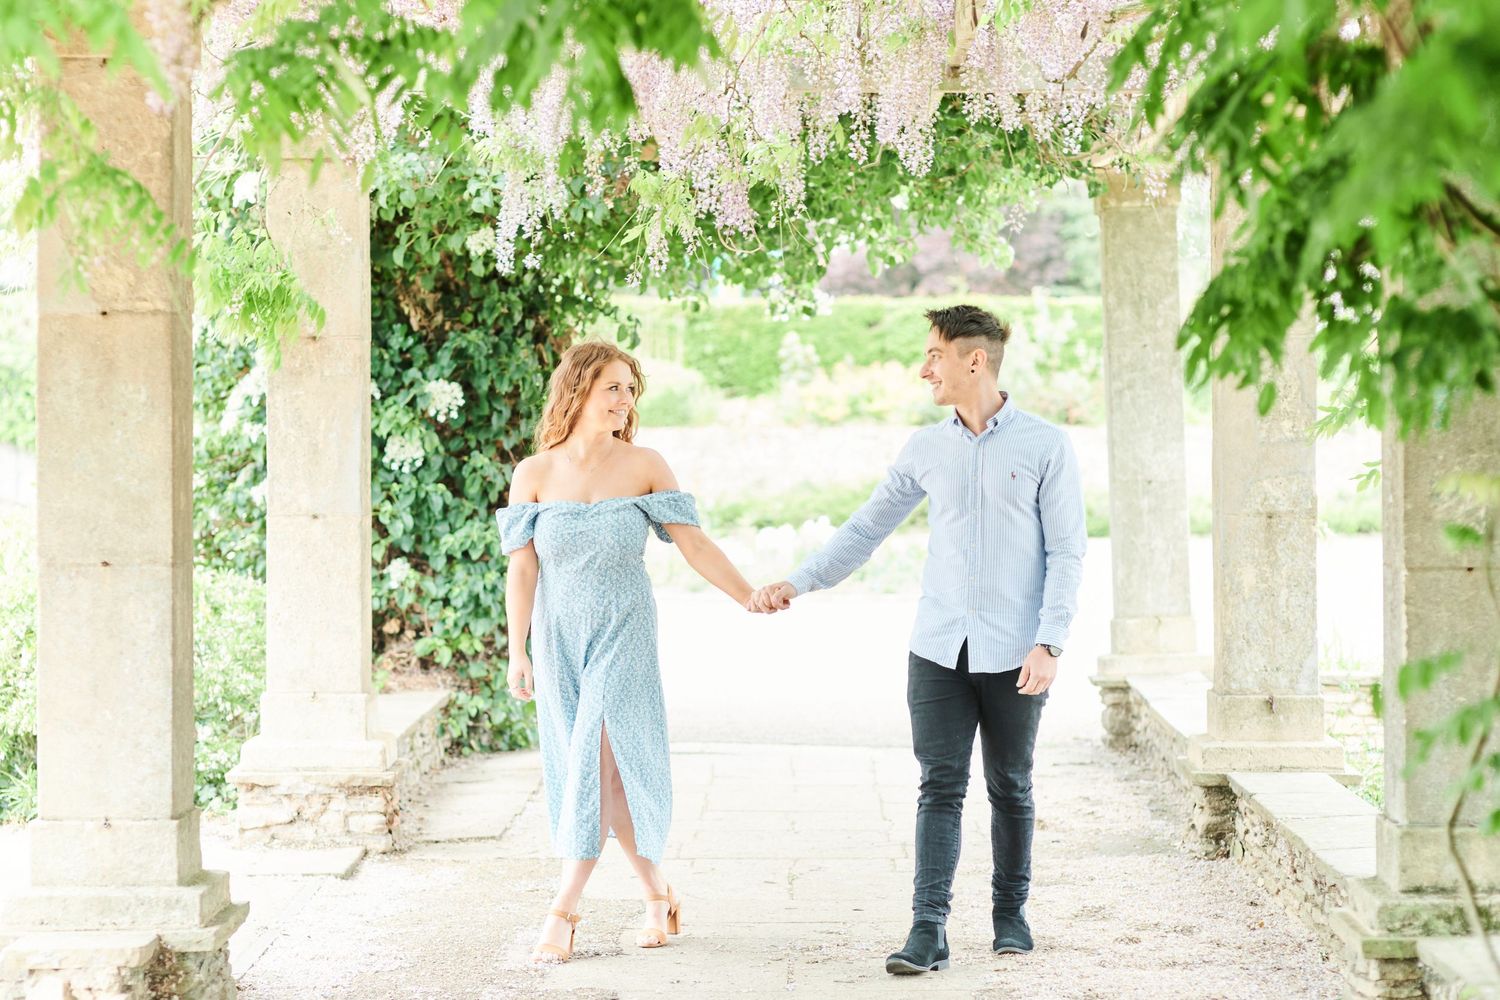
[507,654,535,702]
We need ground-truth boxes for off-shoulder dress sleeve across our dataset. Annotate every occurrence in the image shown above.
[634,490,700,543]
[496,503,542,554]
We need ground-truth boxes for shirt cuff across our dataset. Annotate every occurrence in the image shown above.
[785,568,817,597]
[1033,624,1068,649]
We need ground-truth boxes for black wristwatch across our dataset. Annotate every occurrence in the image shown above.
[1037,643,1062,657]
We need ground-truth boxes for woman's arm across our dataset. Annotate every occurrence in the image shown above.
[665,523,754,607]
[643,448,755,609]
[504,458,542,701]
[504,544,540,700]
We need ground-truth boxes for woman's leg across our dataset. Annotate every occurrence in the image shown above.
[533,726,615,960]
[533,857,598,960]
[599,725,673,937]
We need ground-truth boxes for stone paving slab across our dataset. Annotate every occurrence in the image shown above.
[204,845,366,879]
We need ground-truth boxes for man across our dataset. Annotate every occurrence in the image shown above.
[750,304,1087,973]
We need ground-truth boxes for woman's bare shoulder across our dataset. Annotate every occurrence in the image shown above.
[508,453,550,502]
[621,443,678,491]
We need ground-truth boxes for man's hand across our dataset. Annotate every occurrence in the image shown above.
[1016,645,1058,696]
[748,581,797,613]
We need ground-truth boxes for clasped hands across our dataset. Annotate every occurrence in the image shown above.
[745,581,796,614]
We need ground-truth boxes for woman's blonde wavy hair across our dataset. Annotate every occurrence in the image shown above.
[533,341,647,453]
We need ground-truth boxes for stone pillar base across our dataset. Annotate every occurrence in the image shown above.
[0,872,233,932]
[1096,652,1212,680]
[233,734,394,774]
[1206,691,1332,744]
[1,932,235,1000]
[0,896,245,1000]
[1187,734,1347,775]
[228,690,451,853]
[1090,677,1138,750]
[1377,817,1500,894]
[1329,871,1500,1000]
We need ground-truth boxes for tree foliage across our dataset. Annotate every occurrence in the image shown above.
[1113,0,1500,433]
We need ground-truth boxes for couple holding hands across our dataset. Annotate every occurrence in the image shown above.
[498,304,1087,973]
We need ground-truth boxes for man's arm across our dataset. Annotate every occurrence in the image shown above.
[1033,433,1088,649]
[777,441,926,600]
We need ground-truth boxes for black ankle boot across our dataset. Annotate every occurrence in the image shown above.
[885,920,950,974]
[992,907,1033,954]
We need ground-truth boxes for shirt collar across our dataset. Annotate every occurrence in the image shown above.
[948,391,1014,435]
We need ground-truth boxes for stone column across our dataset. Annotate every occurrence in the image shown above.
[1092,172,1208,740]
[0,8,243,997]
[1188,199,1343,773]
[1377,393,1500,892]
[228,150,399,849]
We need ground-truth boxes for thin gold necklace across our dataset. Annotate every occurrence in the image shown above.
[562,441,615,477]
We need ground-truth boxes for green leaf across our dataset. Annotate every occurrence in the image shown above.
[1397,651,1465,700]
[1256,382,1277,415]
[1443,523,1485,549]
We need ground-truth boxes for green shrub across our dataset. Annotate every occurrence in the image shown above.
[637,359,723,427]
[786,360,947,426]
[1083,488,1110,538]
[1322,489,1382,535]
[0,291,35,451]
[0,511,36,822]
[193,568,266,812]
[193,333,267,579]
[1188,494,1213,536]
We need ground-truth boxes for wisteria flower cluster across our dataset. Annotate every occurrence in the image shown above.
[460,0,1141,276]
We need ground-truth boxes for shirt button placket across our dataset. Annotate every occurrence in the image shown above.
[969,438,979,617]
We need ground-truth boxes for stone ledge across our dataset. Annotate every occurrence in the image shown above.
[1228,771,1375,956]
[1227,771,1378,880]
[372,689,451,746]
[1418,936,1500,1000]
[1129,671,1211,767]
[1118,670,1499,1000]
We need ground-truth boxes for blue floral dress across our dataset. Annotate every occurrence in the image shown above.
[496,490,699,864]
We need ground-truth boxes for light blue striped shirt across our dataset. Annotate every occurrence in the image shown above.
[786,394,1087,674]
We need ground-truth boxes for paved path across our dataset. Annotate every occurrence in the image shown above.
[235,734,1341,999]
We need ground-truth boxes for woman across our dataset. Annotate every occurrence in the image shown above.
[497,341,760,964]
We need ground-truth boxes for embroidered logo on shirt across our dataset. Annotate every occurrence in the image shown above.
[1011,470,1017,479]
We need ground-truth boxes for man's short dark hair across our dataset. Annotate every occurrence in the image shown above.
[925,304,1011,374]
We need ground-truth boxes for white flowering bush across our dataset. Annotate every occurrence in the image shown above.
[381,433,426,474]
[422,379,465,423]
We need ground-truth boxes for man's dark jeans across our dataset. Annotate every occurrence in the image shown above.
[907,642,1047,925]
